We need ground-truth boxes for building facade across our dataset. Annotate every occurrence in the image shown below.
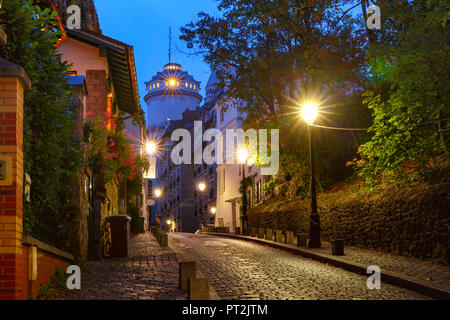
[208,71,268,232]
[145,62,203,232]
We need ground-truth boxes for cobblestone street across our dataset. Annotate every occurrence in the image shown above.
[62,232,434,300]
[62,233,187,300]
[169,233,432,300]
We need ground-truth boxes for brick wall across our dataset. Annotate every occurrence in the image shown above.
[86,69,107,116]
[0,244,71,299]
[0,77,25,300]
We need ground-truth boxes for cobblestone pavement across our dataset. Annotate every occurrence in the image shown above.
[314,243,450,290]
[62,233,187,300]
[169,233,431,300]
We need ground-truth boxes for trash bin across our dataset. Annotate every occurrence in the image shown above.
[105,214,131,258]
[139,216,145,233]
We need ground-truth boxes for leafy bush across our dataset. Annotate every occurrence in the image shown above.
[1,1,81,250]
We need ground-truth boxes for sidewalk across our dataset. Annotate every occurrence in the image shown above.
[62,232,187,300]
[202,232,450,299]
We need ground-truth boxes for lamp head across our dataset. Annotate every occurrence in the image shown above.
[301,101,319,125]
[237,147,249,164]
[146,141,157,155]
[154,188,162,198]
[197,182,206,192]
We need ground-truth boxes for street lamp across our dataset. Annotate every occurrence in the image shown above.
[146,140,157,155]
[154,188,162,198]
[197,182,206,229]
[210,207,216,214]
[237,147,249,235]
[301,101,321,248]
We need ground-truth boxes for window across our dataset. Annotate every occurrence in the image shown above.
[157,82,160,88]
[220,107,225,122]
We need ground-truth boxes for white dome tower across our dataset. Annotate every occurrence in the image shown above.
[144,62,202,128]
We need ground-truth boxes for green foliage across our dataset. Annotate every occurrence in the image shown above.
[0,1,81,249]
[35,267,68,300]
[181,0,371,191]
[128,201,141,233]
[263,177,283,194]
[357,0,450,183]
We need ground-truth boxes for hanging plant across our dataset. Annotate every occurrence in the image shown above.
[83,113,149,184]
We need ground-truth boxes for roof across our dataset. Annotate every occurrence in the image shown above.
[66,29,141,115]
[144,62,202,103]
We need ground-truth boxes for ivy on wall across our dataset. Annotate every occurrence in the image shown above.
[1,1,81,249]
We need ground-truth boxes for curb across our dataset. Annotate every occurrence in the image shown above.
[201,232,450,300]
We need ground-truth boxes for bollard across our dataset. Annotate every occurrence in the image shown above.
[160,233,168,247]
[297,233,308,247]
[257,228,265,239]
[179,261,196,291]
[251,227,257,237]
[274,230,283,243]
[235,227,241,235]
[265,228,272,241]
[332,239,344,255]
[285,231,293,245]
[188,278,210,300]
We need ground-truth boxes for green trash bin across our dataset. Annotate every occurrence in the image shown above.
[105,214,131,258]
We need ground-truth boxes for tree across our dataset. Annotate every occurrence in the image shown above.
[357,0,450,183]
[181,0,370,191]
[1,1,81,248]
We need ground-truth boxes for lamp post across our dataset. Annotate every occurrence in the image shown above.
[301,102,321,248]
[210,206,216,225]
[153,188,162,228]
[197,182,206,229]
[237,147,249,235]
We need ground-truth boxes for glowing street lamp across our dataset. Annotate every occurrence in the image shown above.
[146,140,157,155]
[166,219,172,225]
[154,188,162,198]
[197,182,206,228]
[301,102,319,125]
[168,78,176,87]
[237,147,249,164]
[301,101,321,248]
[210,207,216,214]
[237,147,249,235]
[197,182,206,192]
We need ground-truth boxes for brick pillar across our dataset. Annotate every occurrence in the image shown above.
[0,56,31,300]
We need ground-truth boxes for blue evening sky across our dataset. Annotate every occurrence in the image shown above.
[94,0,220,121]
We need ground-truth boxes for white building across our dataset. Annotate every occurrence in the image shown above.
[144,61,204,232]
[209,71,268,232]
